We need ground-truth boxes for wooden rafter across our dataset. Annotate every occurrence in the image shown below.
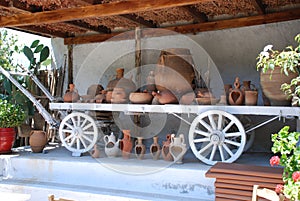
[0,0,210,27]
[181,6,208,23]
[64,8,300,45]
[66,21,111,33]
[250,0,265,14]
[120,14,157,28]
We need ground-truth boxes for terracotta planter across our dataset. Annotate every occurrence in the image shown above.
[260,67,298,106]
[0,128,16,154]
[29,130,47,153]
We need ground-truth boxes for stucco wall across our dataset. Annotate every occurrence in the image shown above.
[53,19,300,154]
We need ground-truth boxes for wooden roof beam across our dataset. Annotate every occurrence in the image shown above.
[14,26,70,38]
[181,6,208,23]
[66,20,111,33]
[250,0,265,15]
[120,14,157,28]
[0,0,211,27]
[64,8,300,45]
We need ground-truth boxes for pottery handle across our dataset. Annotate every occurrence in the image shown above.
[104,135,109,144]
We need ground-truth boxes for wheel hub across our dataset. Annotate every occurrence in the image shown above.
[210,130,224,145]
[73,126,83,137]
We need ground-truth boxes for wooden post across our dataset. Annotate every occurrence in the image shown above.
[135,27,141,91]
[67,44,73,85]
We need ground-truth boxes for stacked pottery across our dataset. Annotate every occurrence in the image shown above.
[150,136,161,160]
[229,77,244,105]
[29,130,47,153]
[134,137,146,160]
[161,134,173,161]
[119,130,133,159]
[169,134,187,164]
[103,132,119,158]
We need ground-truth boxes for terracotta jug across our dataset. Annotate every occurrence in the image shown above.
[63,83,80,102]
[161,134,173,161]
[29,130,47,153]
[134,137,146,160]
[150,136,161,160]
[91,144,100,158]
[169,134,187,164]
[245,90,258,106]
[119,130,133,159]
[229,77,244,105]
[104,132,119,158]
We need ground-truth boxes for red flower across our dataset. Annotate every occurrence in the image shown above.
[275,184,284,193]
[270,156,280,166]
[292,171,300,182]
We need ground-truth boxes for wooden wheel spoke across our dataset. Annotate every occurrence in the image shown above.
[198,142,213,154]
[80,118,88,128]
[64,134,74,142]
[223,120,234,133]
[224,139,241,147]
[76,115,81,127]
[76,138,80,150]
[68,137,76,147]
[194,129,210,137]
[83,131,95,135]
[70,117,76,127]
[62,129,72,133]
[64,122,74,130]
[82,122,93,131]
[217,114,223,130]
[78,136,88,149]
[194,138,210,143]
[225,132,242,137]
[218,145,225,161]
[208,114,216,130]
[222,144,234,156]
[209,144,217,161]
[199,119,212,132]
[82,134,93,143]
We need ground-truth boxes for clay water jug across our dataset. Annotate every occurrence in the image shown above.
[150,136,161,160]
[63,83,80,102]
[134,137,146,160]
[229,77,244,105]
[161,134,173,161]
[29,130,47,153]
[169,134,187,164]
[91,144,100,158]
[119,130,133,159]
[104,132,120,158]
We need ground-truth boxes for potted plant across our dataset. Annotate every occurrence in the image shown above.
[269,126,300,200]
[256,33,300,106]
[0,99,25,153]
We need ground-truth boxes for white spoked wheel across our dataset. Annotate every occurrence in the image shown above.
[189,110,246,165]
[59,112,98,155]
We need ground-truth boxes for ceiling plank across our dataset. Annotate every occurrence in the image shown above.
[0,0,211,27]
[120,14,157,28]
[64,8,300,45]
[66,21,111,33]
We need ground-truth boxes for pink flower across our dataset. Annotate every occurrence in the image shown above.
[275,184,284,194]
[270,156,280,166]
[292,171,300,182]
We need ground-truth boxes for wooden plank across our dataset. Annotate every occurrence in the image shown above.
[216,188,252,197]
[64,8,300,44]
[215,182,253,191]
[206,162,283,179]
[216,178,281,189]
[0,0,210,27]
[216,192,250,200]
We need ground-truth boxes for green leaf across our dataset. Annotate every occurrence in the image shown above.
[40,46,49,63]
[23,46,34,61]
[34,44,44,53]
[42,58,51,66]
[30,40,40,48]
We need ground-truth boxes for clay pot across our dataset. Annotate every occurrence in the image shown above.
[91,144,100,158]
[29,130,47,153]
[0,128,16,154]
[260,67,297,106]
[161,134,173,161]
[119,130,132,159]
[111,88,127,103]
[155,48,195,95]
[152,90,178,104]
[150,136,161,160]
[129,92,153,104]
[245,90,258,106]
[229,77,244,105]
[170,134,187,164]
[63,84,80,103]
[134,137,146,160]
[180,92,195,105]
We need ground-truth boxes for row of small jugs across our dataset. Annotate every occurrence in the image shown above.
[99,131,187,164]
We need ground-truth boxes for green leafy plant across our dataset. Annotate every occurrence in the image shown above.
[256,34,300,106]
[0,99,25,128]
[270,126,300,200]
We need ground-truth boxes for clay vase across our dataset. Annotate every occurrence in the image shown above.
[134,137,146,160]
[63,83,80,102]
[150,136,161,160]
[119,130,133,159]
[245,90,258,106]
[91,144,100,158]
[104,132,119,158]
[29,130,47,153]
[161,134,173,161]
[169,134,187,164]
[229,77,244,105]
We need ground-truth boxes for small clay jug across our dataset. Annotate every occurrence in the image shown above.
[134,137,146,160]
[150,136,161,160]
[169,134,187,164]
[29,130,47,153]
[229,77,244,105]
[119,130,133,159]
[104,132,119,157]
[161,134,173,161]
[245,90,258,106]
[63,83,80,102]
[91,144,100,158]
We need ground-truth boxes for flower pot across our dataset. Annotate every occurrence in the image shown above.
[29,130,47,153]
[260,67,298,106]
[0,128,16,154]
